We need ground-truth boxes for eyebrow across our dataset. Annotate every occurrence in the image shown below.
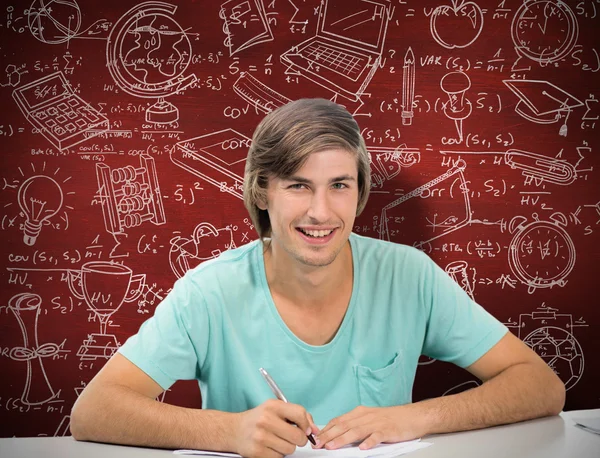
[285,174,356,184]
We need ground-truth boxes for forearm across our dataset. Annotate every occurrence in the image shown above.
[410,362,565,436]
[71,383,238,451]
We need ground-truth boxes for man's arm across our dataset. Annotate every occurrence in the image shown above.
[314,332,565,450]
[71,353,316,457]
[412,330,565,434]
[70,353,236,451]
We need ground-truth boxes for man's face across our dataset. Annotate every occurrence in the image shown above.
[262,148,359,268]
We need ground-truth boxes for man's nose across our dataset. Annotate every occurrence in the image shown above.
[306,190,331,222]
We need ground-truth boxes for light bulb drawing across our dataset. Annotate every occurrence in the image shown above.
[17,175,64,246]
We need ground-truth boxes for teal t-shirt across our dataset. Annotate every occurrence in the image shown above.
[118,233,507,424]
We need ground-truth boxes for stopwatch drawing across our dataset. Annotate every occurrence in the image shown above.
[511,0,578,64]
[508,212,575,292]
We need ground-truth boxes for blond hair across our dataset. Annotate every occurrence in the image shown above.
[243,98,370,239]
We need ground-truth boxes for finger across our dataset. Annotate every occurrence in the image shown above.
[317,413,373,449]
[318,406,365,435]
[270,417,309,448]
[277,403,315,444]
[324,424,370,450]
[307,412,320,434]
[359,432,383,450]
[262,433,299,458]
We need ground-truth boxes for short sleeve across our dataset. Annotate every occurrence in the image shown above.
[419,252,508,368]
[117,274,209,390]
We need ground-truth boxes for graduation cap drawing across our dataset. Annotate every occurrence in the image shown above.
[503,79,584,136]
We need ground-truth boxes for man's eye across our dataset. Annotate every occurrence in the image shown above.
[288,183,305,189]
[332,183,347,189]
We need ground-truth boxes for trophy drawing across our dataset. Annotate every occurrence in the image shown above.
[68,261,145,360]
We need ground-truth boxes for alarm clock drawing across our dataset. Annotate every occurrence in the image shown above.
[511,0,579,64]
[507,212,575,292]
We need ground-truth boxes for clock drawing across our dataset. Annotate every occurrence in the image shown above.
[511,0,579,64]
[508,212,575,291]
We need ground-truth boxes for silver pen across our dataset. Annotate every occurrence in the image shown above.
[259,367,317,445]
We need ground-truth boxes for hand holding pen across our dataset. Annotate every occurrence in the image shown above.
[260,368,317,446]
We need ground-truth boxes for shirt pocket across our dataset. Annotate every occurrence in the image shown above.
[352,352,410,407]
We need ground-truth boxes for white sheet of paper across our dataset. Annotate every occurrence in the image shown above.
[173,439,431,457]
[573,416,600,434]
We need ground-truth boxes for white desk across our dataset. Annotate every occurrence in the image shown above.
[1,409,598,458]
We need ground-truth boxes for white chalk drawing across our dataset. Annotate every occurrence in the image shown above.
[505,150,577,185]
[219,0,273,56]
[379,159,471,247]
[233,72,291,114]
[508,212,576,293]
[368,144,420,190]
[442,380,480,396]
[401,47,415,126]
[287,0,309,25]
[430,0,484,50]
[439,149,578,186]
[17,175,64,246]
[106,1,197,124]
[12,71,110,151]
[27,0,82,45]
[503,79,584,136]
[507,305,586,390]
[280,0,392,104]
[418,355,437,366]
[440,71,472,143]
[67,262,146,360]
[0,64,27,88]
[95,155,166,236]
[445,260,476,300]
[8,293,62,405]
[169,222,237,278]
[170,129,252,200]
[54,415,71,436]
[511,0,579,64]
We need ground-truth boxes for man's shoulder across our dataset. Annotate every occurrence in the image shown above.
[350,232,427,263]
[185,238,261,282]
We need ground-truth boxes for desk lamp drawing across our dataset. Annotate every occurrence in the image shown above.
[106,1,197,125]
[280,0,392,103]
[378,159,471,247]
[12,71,110,152]
[503,79,584,136]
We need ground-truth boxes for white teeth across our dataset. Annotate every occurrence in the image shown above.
[301,229,333,238]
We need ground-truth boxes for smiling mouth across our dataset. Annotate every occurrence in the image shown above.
[297,228,335,238]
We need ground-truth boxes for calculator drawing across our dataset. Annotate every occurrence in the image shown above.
[13,71,109,152]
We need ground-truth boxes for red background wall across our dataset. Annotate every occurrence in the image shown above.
[0,0,598,438]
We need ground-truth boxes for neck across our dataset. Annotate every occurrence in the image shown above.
[263,239,353,310]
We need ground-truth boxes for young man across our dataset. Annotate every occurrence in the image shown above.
[70,99,565,458]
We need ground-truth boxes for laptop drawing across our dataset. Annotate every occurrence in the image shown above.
[280,0,391,102]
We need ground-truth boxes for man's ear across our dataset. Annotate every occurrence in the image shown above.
[257,196,268,211]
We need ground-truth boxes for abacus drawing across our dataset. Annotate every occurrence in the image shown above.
[95,154,166,235]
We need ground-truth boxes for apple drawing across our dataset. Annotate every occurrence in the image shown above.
[430,0,484,49]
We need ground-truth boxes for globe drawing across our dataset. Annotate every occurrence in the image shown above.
[523,326,584,390]
[28,0,82,44]
[106,2,197,124]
